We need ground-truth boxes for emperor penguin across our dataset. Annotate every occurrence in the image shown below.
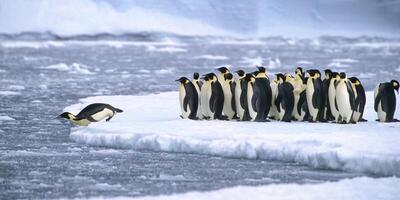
[306,69,325,122]
[295,67,305,79]
[217,67,236,119]
[235,70,247,120]
[221,73,237,119]
[374,80,399,122]
[239,73,253,121]
[349,77,367,122]
[58,103,123,126]
[289,70,306,121]
[269,76,280,120]
[200,76,212,119]
[275,73,294,122]
[192,73,203,119]
[255,66,272,120]
[323,69,334,121]
[335,73,356,124]
[216,67,230,83]
[328,72,341,123]
[176,77,199,120]
[299,77,310,121]
[247,69,270,122]
[204,73,225,120]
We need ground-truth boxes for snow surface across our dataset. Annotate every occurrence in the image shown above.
[91,177,400,200]
[0,116,15,121]
[65,91,400,176]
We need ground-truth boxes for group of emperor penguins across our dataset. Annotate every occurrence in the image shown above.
[176,66,399,124]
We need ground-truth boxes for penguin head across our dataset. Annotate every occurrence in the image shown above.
[224,73,234,82]
[58,112,73,120]
[339,72,347,79]
[257,66,266,73]
[306,69,321,78]
[391,80,399,94]
[204,73,218,82]
[324,69,333,80]
[216,67,230,74]
[275,73,285,83]
[175,77,190,84]
[245,73,255,82]
[235,70,245,77]
[330,72,340,80]
[348,77,361,85]
[193,72,200,80]
[296,67,305,77]
[252,71,260,77]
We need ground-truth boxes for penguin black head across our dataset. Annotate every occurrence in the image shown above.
[245,73,255,82]
[252,71,260,76]
[216,67,229,74]
[203,73,217,81]
[193,72,200,80]
[296,67,305,77]
[257,66,266,73]
[324,69,333,79]
[175,77,190,84]
[224,73,233,81]
[391,80,399,94]
[302,77,309,84]
[331,72,339,79]
[275,73,285,82]
[339,72,346,79]
[235,70,245,77]
[306,69,321,78]
[348,77,361,85]
[58,112,72,120]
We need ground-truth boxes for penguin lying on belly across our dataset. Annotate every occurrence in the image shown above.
[374,80,399,122]
[59,103,123,126]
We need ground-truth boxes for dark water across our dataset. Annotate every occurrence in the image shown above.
[1,34,399,199]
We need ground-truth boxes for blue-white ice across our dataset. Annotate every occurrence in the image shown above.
[65,91,400,177]
[1,0,400,37]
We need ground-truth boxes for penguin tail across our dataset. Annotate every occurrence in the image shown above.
[114,108,123,113]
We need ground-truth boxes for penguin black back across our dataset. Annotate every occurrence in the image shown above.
[375,80,399,122]
[240,74,253,121]
[75,103,123,121]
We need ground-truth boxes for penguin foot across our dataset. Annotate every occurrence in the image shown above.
[392,119,400,122]
[179,115,184,119]
[318,119,328,123]
[232,115,240,120]
[106,116,112,121]
[359,118,368,122]
[218,116,229,121]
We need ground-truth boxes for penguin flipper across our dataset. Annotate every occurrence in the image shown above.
[231,82,236,112]
[183,95,190,112]
[374,86,383,112]
[275,94,282,113]
[347,81,356,110]
[252,91,259,113]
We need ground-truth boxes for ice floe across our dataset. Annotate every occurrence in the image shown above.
[0,115,15,121]
[0,91,21,96]
[96,177,400,200]
[195,55,229,60]
[66,91,400,176]
[40,63,95,74]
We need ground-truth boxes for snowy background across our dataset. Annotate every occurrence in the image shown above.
[0,0,400,199]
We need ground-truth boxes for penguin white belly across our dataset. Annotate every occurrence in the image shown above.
[71,118,91,126]
[306,81,318,121]
[193,83,203,119]
[205,85,214,119]
[352,111,361,122]
[278,105,285,121]
[336,82,352,123]
[329,82,340,122]
[91,108,114,121]
[179,85,191,118]
[374,85,386,122]
[292,93,300,119]
[247,84,257,121]
[222,82,235,119]
[235,80,244,119]
[200,84,210,118]
[269,82,278,119]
